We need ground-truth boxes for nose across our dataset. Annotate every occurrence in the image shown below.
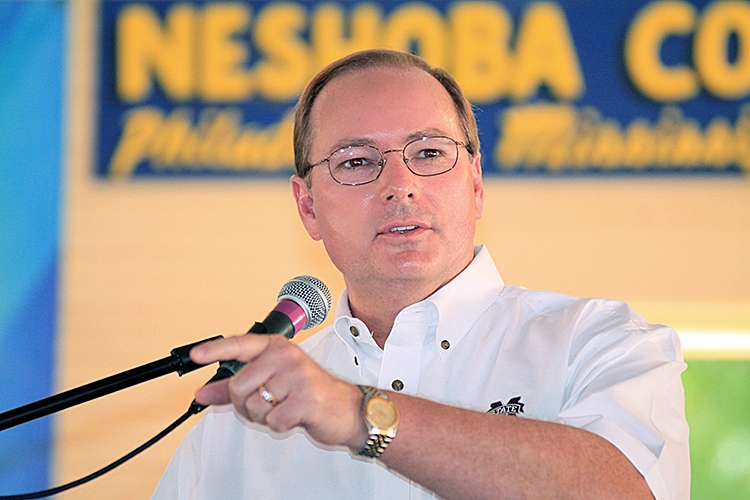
[379,150,416,202]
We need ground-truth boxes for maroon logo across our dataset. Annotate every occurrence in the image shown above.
[487,396,525,416]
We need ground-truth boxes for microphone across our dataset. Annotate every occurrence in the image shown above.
[204,275,332,383]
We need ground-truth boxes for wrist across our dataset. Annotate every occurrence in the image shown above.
[353,385,400,458]
[346,385,369,452]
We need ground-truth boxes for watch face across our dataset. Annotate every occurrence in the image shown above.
[366,397,398,428]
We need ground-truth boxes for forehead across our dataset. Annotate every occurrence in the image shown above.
[309,66,461,154]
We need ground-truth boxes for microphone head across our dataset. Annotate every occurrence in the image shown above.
[277,276,332,330]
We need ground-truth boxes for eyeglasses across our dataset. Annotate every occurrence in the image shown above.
[305,136,468,186]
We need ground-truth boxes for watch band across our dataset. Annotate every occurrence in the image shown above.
[357,385,399,458]
[359,431,394,458]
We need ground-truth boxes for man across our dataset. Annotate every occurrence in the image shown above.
[153,49,689,499]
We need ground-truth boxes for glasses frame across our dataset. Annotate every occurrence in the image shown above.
[304,135,468,186]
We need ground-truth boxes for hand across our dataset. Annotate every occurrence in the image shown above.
[190,334,367,450]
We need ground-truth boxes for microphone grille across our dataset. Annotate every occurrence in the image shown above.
[277,275,332,329]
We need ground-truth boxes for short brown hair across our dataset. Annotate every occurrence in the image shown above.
[293,49,480,180]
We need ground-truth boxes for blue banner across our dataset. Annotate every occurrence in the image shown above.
[97,0,749,178]
[0,1,64,494]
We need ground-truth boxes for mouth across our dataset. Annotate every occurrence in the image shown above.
[388,225,419,235]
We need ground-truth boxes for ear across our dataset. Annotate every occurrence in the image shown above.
[471,153,484,220]
[291,175,322,241]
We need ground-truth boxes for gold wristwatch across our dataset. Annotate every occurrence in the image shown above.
[356,385,399,458]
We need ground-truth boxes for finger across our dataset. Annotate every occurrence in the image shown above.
[233,383,282,424]
[222,335,297,398]
[194,335,291,414]
[257,375,304,432]
[190,333,273,365]
[194,378,232,406]
[258,385,280,407]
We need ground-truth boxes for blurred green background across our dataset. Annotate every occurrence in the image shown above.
[686,360,750,499]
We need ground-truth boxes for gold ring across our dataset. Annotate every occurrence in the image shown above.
[259,385,277,406]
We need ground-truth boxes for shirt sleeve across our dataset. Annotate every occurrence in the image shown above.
[555,300,690,500]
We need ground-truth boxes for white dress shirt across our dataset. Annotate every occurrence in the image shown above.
[153,246,689,499]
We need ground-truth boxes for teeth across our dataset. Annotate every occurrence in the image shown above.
[389,225,418,234]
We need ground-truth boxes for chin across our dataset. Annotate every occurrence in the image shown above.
[381,257,442,282]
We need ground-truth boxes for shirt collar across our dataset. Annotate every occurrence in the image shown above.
[332,245,504,357]
[332,292,381,362]
[425,246,504,356]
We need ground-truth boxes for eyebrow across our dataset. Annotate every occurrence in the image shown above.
[326,128,454,153]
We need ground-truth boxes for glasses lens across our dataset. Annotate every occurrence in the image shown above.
[404,137,459,176]
[328,146,382,185]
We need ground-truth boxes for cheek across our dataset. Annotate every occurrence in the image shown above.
[314,201,371,274]
[314,193,370,242]
[440,186,481,241]
[441,177,479,216]
[360,191,379,210]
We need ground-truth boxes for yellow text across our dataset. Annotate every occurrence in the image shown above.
[625,0,750,101]
[108,107,294,177]
[496,103,750,171]
[116,1,584,104]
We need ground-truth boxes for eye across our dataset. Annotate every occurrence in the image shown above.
[330,146,380,171]
[413,148,444,160]
[406,137,456,163]
[334,156,378,171]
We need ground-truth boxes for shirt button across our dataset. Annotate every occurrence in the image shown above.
[349,326,359,337]
[441,340,450,350]
[391,379,404,391]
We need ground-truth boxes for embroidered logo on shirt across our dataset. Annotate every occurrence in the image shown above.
[487,396,525,416]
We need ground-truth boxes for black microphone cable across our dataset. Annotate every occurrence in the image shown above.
[0,401,205,500]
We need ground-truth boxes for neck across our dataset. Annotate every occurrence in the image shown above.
[345,273,458,349]
[348,292,414,349]
[343,248,478,348]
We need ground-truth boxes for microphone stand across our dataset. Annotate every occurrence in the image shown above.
[0,336,221,432]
